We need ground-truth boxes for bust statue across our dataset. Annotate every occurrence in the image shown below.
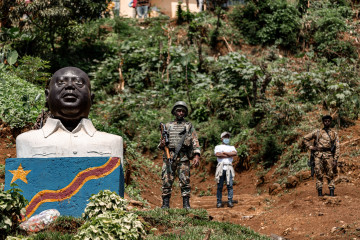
[16,67,123,163]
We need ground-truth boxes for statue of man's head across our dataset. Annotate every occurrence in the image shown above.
[45,67,94,129]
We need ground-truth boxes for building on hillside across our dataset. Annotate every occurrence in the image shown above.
[115,0,246,18]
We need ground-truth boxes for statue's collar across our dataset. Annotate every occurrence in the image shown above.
[42,118,97,138]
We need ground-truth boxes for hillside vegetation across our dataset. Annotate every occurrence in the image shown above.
[1,0,360,239]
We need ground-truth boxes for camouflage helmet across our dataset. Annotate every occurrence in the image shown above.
[171,101,188,117]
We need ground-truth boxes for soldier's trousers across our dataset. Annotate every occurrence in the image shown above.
[162,159,191,198]
[314,153,335,190]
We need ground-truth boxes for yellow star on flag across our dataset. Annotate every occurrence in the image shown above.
[9,164,31,184]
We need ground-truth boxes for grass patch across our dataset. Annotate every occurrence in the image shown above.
[136,208,270,240]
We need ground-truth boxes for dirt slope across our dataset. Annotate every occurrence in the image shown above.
[1,121,360,240]
[138,120,360,240]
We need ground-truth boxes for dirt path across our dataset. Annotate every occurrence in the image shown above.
[140,159,360,240]
[139,120,360,240]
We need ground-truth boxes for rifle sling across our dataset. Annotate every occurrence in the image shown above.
[324,129,335,151]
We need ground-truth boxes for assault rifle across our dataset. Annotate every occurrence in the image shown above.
[308,150,315,178]
[159,123,172,174]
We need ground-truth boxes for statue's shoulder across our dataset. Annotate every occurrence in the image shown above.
[94,130,123,142]
[16,129,43,144]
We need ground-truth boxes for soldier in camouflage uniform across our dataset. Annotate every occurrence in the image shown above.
[158,101,201,209]
[303,115,340,197]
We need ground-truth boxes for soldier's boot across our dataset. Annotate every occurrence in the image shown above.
[183,196,191,210]
[161,196,170,209]
[329,188,335,197]
[317,188,323,197]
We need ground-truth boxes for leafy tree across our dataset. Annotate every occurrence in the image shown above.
[0,0,17,28]
[10,0,110,68]
[230,0,301,50]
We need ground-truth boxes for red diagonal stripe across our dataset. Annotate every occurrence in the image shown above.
[26,157,119,216]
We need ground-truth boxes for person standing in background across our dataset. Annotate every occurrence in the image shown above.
[303,115,340,197]
[214,132,237,208]
[136,0,150,19]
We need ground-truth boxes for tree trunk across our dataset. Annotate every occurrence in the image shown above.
[185,64,193,114]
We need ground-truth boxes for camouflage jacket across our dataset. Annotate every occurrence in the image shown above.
[303,128,340,160]
[159,120,201,158]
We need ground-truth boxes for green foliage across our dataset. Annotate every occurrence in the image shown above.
[176,2,184,25]
[0,71,44,128]
[77,190,146,240]
[137,208,270,240]
[82,189,128,220]
[12,56,51,87]
[0,164,4,179]
[204,52,261,114]
[0,184,28,239]
[27,232,74,240]
[10,0,111,69]
[254,134,283,169]
[294,59,360,120]
[0,44,18,66]
[278,142,308,174]
[230,0,301,49]
[75,210,146,240]
[300,1,356,60]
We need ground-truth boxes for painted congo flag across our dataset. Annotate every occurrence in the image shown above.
[4,157,124,218]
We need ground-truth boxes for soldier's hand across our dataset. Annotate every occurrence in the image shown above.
[193,154,200,167]
[159,138,166,147]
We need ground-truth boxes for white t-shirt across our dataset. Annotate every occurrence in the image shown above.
[214,144,237,170]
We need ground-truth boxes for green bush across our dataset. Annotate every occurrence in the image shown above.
[75,210,146,240]
[254,134,283,169]
[136,208,270,240]
[27,231,74,240]
[82,190,128,220]
[0,71,44,128]
[12,56,51,87]
[230,0,301,49]
[0,184,28,240]
[278,142,308,174]
[300,1,356,60]
[78,190,146,240]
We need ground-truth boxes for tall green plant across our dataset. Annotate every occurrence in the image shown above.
[0,184,28,240]
[0,72,44,128]
[230,0,301,49]
[300,1,356,60]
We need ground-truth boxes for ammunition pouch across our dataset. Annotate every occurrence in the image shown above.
[183,134,192,148]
